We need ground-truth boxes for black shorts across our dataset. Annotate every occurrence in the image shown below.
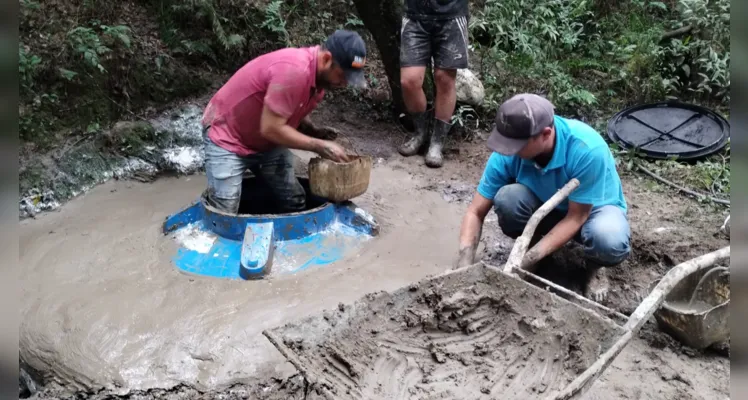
[400,16,469,70]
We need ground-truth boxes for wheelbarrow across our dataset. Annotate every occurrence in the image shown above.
[650,265,729,350]
[262,179,731,399]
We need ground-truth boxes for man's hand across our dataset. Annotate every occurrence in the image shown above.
[455,246,476,269]
[455,193,493,270]
[316,140,351,163]
[520,246,545,274]
[519,200,592,274]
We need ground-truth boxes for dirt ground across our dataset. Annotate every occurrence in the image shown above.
[23,97,730,399]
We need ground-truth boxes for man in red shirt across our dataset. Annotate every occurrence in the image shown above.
[201,30,367,214]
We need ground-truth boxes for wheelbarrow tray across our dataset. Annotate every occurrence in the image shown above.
[264,264,624,400]
[653,266,729,349]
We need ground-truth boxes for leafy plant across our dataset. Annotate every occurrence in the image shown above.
[262,0,290,45]
[170,0,246,51]
[18,45,41,92]
[345,14,364,28]
[66,23,132,73]
[661,0,730,102]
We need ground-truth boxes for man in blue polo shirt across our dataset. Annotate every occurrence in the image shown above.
[455,93,630,302]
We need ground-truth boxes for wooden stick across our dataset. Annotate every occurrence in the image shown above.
[262,330,317,384]
[512,267,629,324]
[623,246,729,331]
[262,331,342,400]
[637,162,730,206]
[550,246,730,400]
[660,25,693,42]
[504,179,580,274]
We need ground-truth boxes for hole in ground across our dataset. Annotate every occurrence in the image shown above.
[237,176,327,215]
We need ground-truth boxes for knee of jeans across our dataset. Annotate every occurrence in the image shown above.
[207,167,242,201]
[494,184,533,238]
[584,223,631,266]
[494,184,531,215]
[208,181,241,203]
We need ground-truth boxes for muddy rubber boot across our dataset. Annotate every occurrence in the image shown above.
[425,119,452,168]
[398,110,431,157]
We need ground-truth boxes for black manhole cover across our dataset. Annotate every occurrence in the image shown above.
[607,101,730,161]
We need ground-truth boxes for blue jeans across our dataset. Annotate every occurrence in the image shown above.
[493,184,631,267]
[202,131,305,214]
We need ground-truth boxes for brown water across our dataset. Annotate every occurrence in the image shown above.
[19,162,465,393]
[18,151,732,400]
[665,300,715,313]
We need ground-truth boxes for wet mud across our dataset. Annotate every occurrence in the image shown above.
[267,265,623,399]
[22,99,730,400]
[20,159,467,397]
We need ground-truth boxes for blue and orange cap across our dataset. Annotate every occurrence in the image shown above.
[325,30,367,88]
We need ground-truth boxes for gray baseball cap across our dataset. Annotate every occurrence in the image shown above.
[487,93,555,155]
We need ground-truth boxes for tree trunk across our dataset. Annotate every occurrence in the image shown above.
[352,0,406,114]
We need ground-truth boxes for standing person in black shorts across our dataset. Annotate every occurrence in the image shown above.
[398,0,469,168]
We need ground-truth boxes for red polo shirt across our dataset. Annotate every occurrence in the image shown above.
[202,46,325,156]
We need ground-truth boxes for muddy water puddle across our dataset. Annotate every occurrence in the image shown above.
[20,165,466,393]
[19,150,731,399]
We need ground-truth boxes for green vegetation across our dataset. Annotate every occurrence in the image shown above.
[19,0,364,150]
[19,0,730,203]
[469,0,730,116]
[467,0,730,201]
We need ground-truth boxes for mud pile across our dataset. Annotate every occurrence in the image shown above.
[265,265,624,400]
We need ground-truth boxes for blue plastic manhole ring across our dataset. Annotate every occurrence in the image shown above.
[606,101,730,161]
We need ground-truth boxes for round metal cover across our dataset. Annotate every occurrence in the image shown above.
[607,101,729,160]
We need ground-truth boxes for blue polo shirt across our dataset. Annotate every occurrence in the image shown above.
[477,116,627,213]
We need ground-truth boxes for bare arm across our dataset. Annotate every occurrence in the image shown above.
[260,106,321,151]
[455,193,494,268]
[521,200,592,271]
[260,106,349,161]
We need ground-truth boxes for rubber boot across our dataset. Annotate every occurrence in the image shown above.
[425,119,452,168]
[398,110,431,157]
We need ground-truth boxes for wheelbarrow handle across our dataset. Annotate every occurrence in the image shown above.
[503,178,580,274]
[551,246,731,400]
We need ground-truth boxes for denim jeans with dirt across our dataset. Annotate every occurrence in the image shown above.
[493,183,631,267]
[202,130,305,214]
